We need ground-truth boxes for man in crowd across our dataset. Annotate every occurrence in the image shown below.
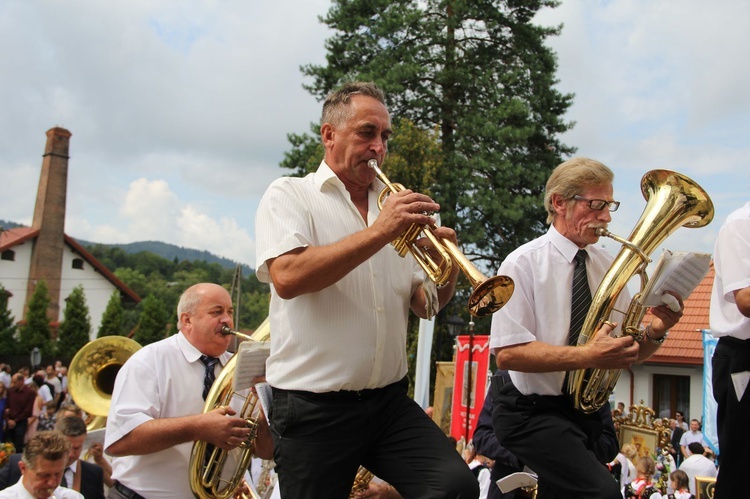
[709,198,749,499]
[0,430,83,499]
[255,81,477,498]
[0,417,104,499]
[4,373,37,454]
[104,283,271,499]
[668,418,685,466]
[679,419,704,460]
[489,157,684,498]
[678,442,717,496]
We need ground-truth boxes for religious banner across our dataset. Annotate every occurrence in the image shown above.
[450,335,491,444]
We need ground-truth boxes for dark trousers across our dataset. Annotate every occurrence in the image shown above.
[4,418,27,454]
[712,336,750,499]
[270,377,478,499]
[491,378,620,499]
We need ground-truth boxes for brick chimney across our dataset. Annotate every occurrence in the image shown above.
[25,127,72,324]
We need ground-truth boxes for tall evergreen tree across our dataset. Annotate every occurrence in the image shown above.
[18,280,54,358]
[0,286,18,355]
[98,291,125,338]
[288,0,575,271]
[133,295,169,346]
[57,286,92,359]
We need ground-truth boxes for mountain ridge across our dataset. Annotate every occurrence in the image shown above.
[0,219,253,274]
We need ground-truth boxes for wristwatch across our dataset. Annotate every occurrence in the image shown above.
[644,324,669,345]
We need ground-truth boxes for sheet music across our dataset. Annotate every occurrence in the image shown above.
[641,251,711,307]
[496,472,538,493]
[233,340,270,390]
[83,427,106,452]
[254,381,273,423]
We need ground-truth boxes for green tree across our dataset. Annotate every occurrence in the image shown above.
[0,286,18,355]
[18,280,54,358]
[290,0,575,271]
[57,286,92,360]
[98,291,125,338]
[133,295,169,346]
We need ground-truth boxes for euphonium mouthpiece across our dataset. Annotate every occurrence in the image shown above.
[367,159,378,169]
[220,325,238,336]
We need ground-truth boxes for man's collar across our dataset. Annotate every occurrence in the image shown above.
[176,331,231,366]
[547,225,585,263]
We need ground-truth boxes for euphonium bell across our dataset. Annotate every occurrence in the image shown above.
[68,336,142,431]
[368,160,514,317]
[567,169,714,413]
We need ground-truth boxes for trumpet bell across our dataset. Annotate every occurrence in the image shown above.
[68,336,142,417]
[468,275,515,317]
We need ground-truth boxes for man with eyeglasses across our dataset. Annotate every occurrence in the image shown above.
[488,157,684,498]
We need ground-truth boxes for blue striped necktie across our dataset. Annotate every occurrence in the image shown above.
[199,355,218,400]
[569,249,592,346]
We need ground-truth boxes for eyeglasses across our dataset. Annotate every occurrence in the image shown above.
[572,195,620,212]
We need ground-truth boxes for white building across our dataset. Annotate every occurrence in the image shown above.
[0,127,139,342]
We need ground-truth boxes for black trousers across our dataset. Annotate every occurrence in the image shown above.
[4,418,27,454]
[491,378,620,499]
[712,336,750,499]
[270,377,478,499]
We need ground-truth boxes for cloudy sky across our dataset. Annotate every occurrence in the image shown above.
[2,0,748,270]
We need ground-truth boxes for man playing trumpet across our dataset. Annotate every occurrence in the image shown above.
[255,81,477,498]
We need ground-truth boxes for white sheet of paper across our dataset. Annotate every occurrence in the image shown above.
[254,381,273,423]
[496,472,538,493]
[641,251,711,307]
[731,371,750,401]
[83,427,106,452]
[233,340,270,390]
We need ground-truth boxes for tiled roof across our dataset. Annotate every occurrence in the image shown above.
[0,227,40,251]
[641,262,714,366]
[1,226,140,303]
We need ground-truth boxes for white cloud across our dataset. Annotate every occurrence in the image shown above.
[2,0,748,270]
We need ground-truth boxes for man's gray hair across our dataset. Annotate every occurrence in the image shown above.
[543,157,614,224]
[55,415,87,437]
[321,81,386,128]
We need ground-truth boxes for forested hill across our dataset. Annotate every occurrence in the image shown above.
[0,219,252,274]
[79,239,253,275]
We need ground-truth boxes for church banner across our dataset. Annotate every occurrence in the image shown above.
[450,335,491,444]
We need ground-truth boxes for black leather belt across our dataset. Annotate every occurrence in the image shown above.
[114,481,146,499]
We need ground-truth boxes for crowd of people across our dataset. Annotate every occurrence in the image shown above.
[1,80,746,499]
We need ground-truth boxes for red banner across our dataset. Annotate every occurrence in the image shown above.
[450,335,491,444]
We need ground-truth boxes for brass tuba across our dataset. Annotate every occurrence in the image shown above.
[188,317,271,499]
[567,170,714,413]
[368,160,514,317]
[68,336,142,430]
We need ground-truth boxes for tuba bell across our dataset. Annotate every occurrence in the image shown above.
[188,317,271,499]
[368,159,514,317]
[68,336,142,430]
[567,169,714,413]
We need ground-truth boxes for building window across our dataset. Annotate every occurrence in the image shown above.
[653,374,690,420]
[1,250,14,261]
[72,258,84,270]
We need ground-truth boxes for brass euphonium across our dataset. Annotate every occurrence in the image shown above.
[188,318,271,499]
[368,160,514,317]
[567,170,714,413]
[68,336,142,431]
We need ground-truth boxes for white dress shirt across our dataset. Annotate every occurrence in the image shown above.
[0,479,83,498]
[255,160,432,392]
[104,332,233,499]
[489,225,631,396]
[710,200,750,340]
[679,453,717,495]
